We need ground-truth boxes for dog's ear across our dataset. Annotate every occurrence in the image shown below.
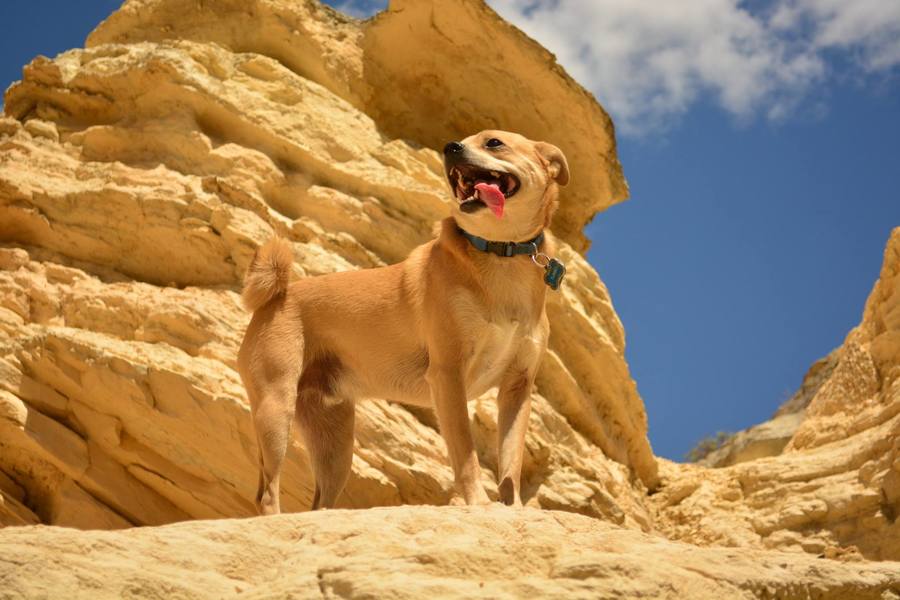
[535,142,570,186]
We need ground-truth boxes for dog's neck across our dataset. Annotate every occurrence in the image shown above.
[441,210,565,291]
[456,227,545,257]
[441,217,547,248]
[435,218,556,306]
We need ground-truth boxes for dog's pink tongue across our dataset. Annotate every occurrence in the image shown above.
[474,182,505,218]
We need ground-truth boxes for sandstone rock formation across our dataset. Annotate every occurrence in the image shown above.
[700,352,838,468]
[2,0,899,596]
[0,0,655,532]
[3,506,900,600]
[651,228,900,561]
[84,0,628,253]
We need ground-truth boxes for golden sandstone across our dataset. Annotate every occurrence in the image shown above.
[0,1,898,597]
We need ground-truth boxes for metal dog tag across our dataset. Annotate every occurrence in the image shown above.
[531,252,566,291]
[543,258,566,290]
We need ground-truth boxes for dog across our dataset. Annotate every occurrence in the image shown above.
[237,130,569,514]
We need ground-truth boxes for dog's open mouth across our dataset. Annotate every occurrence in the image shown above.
[446,164,520,218]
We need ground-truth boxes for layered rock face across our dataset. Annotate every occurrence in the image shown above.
[653,228,900,561]
[0,0,656,531]
[2,0,899,596]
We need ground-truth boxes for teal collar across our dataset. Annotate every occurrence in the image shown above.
[458,228,545,257]
[457,227,566,291]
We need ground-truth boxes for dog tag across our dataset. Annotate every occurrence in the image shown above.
[543,258,566,291]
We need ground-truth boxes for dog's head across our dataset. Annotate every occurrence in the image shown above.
[443,130,569,241]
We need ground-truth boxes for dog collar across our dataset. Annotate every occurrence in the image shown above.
[458,228,545,257]
[458,227,566,290]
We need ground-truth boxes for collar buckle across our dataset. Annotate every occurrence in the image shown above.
[459,227,545,258]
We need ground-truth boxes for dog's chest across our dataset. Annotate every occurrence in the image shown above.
[460,305,546,397]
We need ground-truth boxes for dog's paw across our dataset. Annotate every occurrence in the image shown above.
[498,477,526,507]
[462,486,492,506]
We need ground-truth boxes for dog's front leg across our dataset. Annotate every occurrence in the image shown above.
[496,368,534,506]
[427,365,491,505]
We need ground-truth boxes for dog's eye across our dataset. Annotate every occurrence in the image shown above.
[485,138,504,149]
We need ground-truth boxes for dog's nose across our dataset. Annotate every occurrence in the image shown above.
[443,141,464,155]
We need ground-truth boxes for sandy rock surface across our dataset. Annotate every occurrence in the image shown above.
[2,506,899,600]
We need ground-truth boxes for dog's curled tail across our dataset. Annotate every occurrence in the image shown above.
[242,237,293,312]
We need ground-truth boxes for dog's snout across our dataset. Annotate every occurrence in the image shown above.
[443,141,464,156]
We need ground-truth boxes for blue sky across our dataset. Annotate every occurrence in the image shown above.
[2,1,898,460]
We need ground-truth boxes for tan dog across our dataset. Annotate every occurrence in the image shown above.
[237,130,569,514]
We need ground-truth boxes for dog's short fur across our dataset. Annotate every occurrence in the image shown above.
[237,130,569,513]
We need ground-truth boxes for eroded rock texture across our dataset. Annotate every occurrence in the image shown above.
[653,228,900,561]
[0,0,655,531]
[3,506,900,600]
[700,351,839,468]
[1,0,899,595]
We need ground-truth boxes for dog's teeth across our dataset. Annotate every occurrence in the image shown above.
[490,171,500,178]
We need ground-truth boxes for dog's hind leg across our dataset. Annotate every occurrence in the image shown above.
[296,396,355,510]
[251,382,299,515]
[294,354,355,510]
[238,304,304,516]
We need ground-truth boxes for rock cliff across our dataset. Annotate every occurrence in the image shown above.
[699,351,838,468]
[0,0,655,531]
[1,0,899,596]
[652,228,900,561]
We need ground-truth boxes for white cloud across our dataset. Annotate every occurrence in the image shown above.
[774,0,900,71]
[487,0,900,136]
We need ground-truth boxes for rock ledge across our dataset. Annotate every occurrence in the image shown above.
[2,506,899,600]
